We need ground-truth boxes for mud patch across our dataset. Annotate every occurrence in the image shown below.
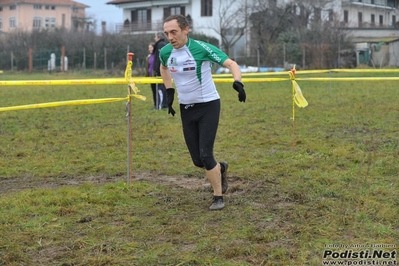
[0,172,251,196]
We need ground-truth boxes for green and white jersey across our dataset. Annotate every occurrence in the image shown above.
[160,38,229,104]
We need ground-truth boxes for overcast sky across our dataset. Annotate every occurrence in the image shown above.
[79,0,123,31]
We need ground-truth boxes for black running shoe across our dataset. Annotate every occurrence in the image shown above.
[220,161,229,194]
[209,196,225,210]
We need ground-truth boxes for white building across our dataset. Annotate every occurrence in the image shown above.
[106,0,399,35]
[107,0,399,66]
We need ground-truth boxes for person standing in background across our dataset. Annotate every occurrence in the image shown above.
[144,43,159,110]
[153,32,168,109]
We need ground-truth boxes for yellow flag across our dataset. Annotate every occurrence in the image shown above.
[289,65,308,108]
[292,80,308,108]
[125,54,146,101]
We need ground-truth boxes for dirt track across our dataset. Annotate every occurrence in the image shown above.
[0,172,253,196]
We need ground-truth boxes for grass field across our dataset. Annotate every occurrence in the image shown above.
[0,70,398,265]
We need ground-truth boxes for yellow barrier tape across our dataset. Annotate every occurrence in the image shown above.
[329,68,399,73]
[2,68,398,113]
[213,78,288,83]
[0,78,165,86]
[2,75,399,87]
[213,68,399,77]
[131,94,146,101]
[213,69,332,77]
[0,97,129,112]
[297,77,399,81]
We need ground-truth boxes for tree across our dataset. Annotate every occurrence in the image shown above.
[249,0,353,68]
[206,0,252,57]
[249,1,298,66]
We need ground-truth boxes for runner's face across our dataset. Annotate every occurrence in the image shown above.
[163,19,188,49]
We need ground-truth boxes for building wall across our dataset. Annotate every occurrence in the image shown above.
[0,1,86,32]
[341,0,398,28]
[372,44,390,66]
[189,0,214,37]
[389,41,399,66]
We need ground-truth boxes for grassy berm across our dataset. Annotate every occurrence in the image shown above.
[0,71,398,265]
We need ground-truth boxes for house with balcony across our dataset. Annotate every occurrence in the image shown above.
[339,0,399,66]
[0,0,89,33]
[107,0,399,37]
[107,0,217,36]
[107,0,399,67]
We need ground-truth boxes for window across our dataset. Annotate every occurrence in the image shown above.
[393,15,396,26]
[314,7,321,21]
[138,9,147,24]
[164,6,185,18]
[0,7,3,11]
[73,8,78,13]
[170,7,180,15]
[290,4,297,15]
[379,15,383,26]
[201,0,212,17]
[371,14,375,26]
[171,6,185,15]
[45,5,50,10]
[34,5,42,10]
[344,10,348,23]
[328,9,333,21]
[387,0,395,8]
[131,9,151,29]
[51,6,55,10]
[358,12,363,27]
[10,5,16,10]
[0,19,2,30]
[9,17,16,29]
[45,17,56,28]
[33,17,41,29]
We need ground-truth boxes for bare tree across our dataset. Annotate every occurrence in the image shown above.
[206,0,253,57]
[250,0,351,68]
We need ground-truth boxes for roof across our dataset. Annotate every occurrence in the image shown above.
[351,37,399,43]
[72,1,89,8]
[71,1,90,7]
[0,0,89,8]
[106,0,189,7]
[107,0,145,4]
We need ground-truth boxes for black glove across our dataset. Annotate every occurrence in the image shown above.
[232,80,246,102]
[166,88,176,116]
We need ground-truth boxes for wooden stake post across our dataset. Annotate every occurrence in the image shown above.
[126,52,134,183]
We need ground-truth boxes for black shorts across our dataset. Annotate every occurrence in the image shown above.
[180,99,220,170]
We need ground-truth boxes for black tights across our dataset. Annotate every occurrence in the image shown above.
[180,99,220,170]
[150,84,157,107]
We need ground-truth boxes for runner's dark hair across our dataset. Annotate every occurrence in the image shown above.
[164,14,189,30]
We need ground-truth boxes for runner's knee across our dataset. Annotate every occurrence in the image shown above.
[192,158,204,168]
[200,154,217,170]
